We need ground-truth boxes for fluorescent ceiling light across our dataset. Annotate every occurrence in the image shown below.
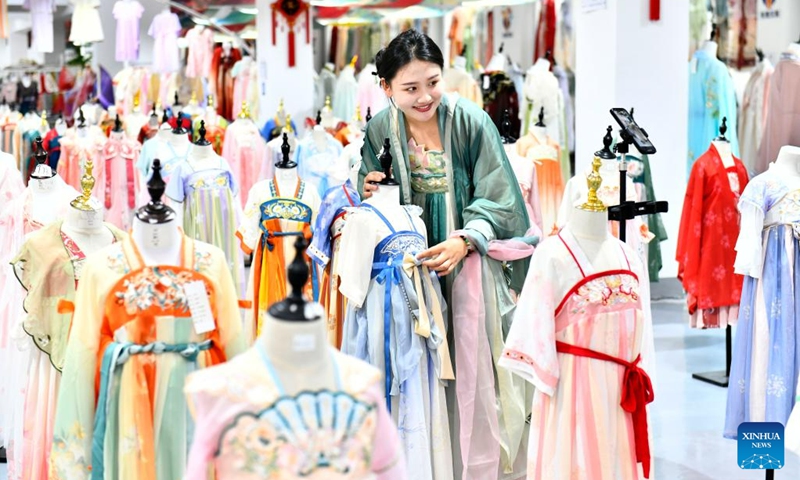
[316,16,376,26]
[237,7,258,15]
[375,6,445,19]
[192,17,211,26]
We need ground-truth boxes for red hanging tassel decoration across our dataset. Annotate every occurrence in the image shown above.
[288,27,296,67]
[650,0,660,21]
[272,9,277,45]
[305,8,310,44]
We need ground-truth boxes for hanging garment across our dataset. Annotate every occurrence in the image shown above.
[337,204,454,480]
[725,166,800,438]
[112,66,150,117]
[16,80,39,115]
[552,65,575,155]
[0,181,78,480]
[451,232,537,479]
[184,345,406,479]
[738,59,774,174]
[165,157,245,295]
[688,49,740,173]
[519,61,565,149]
[317,65,337,110]
[11,221,124,480]
[533,0,556,62]
[516,132,564,234]
[626,154,669,282]
[442,66,483,107]
[185,26,214,79]
[68,0,103,46]
[295,132,345,198]
[481,71,520,139]
[500,228,654,480]
[356,63,388,120]
[101,134,140,231]
[507,144,543,233]
[333,65,359,122]
[113,0,145,62]
[148,10,182,74]
[448,8,466,66]
[309,181,361,348]
[237,178,320,341]
[222,119,268,208]
[211,47,243,120]
[757,52,800,174]
[57,127,107,195]
[718,0,757,69]
[50,235,247,480]
[677,143,749,328]
[231,58,254,118]
[25,0,56,53]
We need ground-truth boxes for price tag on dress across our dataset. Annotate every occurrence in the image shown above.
[184,280,216,334]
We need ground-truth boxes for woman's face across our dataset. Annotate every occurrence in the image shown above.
[383,59,443,124]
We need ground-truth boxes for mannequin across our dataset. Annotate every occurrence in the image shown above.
[321,96,336,129]
[62,158,115,256]
[713,117,734,168]
[259,238,335,393]
[774,145,800,174]
[787,41,800,57]
[29,138,61,224]
[275,150,300,197]
[131,159,181,266]
[187,122,219,172]
[312,124,329,152]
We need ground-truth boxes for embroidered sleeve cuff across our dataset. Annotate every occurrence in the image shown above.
[307,243,330,267]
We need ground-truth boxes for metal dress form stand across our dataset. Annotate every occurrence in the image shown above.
[689,118,733,388]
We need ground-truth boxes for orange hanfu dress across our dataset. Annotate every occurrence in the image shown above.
[50,235,246,480]
[516,132,564,234]
[237,178,321,341]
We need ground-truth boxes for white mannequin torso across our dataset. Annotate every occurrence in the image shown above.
[567,207,617,271]
[169,130,191,151]
[787,43,800,57]
[530,125,548,143]
[130,217,182,266]
[274,165,300,197]
[187,143,220,172]
[156,124,172,142]
[364,184,400,209]
[713,140,734,168]
[312,126,328,152]
[62,200,114,254]
[30,177,61,225]
[702,40,718,57]
[258,309,336,394]
[774,145,800,176]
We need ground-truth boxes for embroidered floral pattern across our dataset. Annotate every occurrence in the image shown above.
[218,391,376,477]
[107,249,129,275]
[570,274,639,314]
[50,422,91,480]
[194,247,214,271]
[503,349,537,368]
[114,267,199,315]
[380,233,426,259]
[408,139,448,194]
[766,375,787,398]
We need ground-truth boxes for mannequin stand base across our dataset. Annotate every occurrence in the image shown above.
[691,371,729,387]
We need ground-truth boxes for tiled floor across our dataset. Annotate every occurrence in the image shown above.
[1,287,797,479]
[651,299,799,478]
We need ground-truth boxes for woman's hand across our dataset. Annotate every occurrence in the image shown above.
[362,171,386,199]
[416,238,468,276]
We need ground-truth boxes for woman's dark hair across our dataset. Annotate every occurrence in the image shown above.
[374,29,444,84]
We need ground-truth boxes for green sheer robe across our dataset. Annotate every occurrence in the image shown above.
[358,93,531,292]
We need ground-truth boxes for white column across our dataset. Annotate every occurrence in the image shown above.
[574,0,689,277]
[256,0,315,130]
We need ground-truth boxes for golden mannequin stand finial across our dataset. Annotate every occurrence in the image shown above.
[580,156,607,212]
[285,114,293,134]
[239,102,251,119]
[324,96,332,112]
[354,103,362,122]
[190,91,198,105]
[207,95,214,108]
[70,155,96,211]
[41,110,48,128]
[349,55,359,68]
[133,91,141,109]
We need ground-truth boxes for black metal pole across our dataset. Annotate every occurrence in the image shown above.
[726,325,732,377]
[766,469,774,479]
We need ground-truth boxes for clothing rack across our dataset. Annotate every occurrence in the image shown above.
[161,0,255,58]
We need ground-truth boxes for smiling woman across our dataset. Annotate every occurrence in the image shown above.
[360,29,530,283]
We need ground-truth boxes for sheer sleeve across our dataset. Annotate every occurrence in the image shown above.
[235,181,264,255]
[498,241,559,395]
[336,209,378,309]
[734,199,765,278]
